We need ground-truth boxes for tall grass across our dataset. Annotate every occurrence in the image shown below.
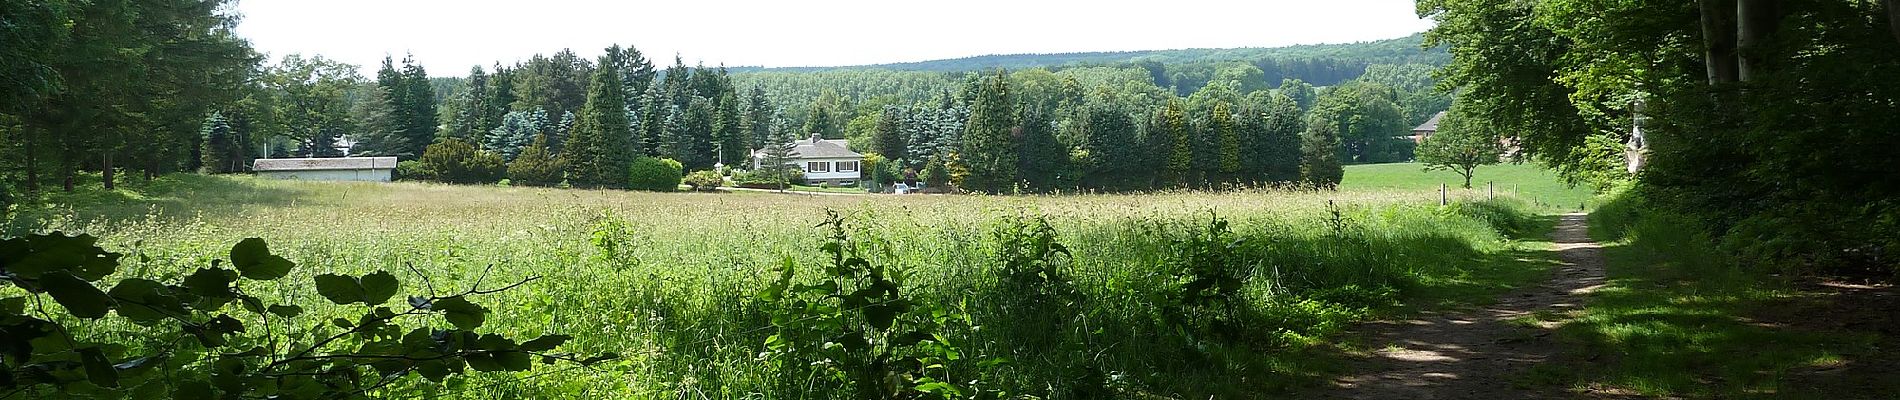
[4,175,1555,398]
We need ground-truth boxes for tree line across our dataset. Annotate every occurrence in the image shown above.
[0,1,1445,196]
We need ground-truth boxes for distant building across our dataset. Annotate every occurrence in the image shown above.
[751,134,863,186]
[253,157,397,182]
[1410,111,1446,144]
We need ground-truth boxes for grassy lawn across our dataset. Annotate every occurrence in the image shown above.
[1343,162,1594,211]
[3,173,1564,398]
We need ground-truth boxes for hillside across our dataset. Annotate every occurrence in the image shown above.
[734,33,1446,74]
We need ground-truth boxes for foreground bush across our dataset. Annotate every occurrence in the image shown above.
[506,135,565,187]
[0,233,609,398]
[626,157,682,192]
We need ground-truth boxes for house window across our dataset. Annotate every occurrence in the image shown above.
[835,161,859,173]
[807,161,829,173]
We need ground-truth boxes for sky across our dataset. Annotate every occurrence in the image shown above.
[234,0,1434,76]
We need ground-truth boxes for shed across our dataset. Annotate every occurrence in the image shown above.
[252,157,397,182]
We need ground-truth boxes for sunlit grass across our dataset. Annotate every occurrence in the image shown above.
[3,173,1564,398]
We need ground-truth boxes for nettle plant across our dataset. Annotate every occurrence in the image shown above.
[758,211,980,399]
[0,232,612,399]
[993,214,1074,297]
[1164,212,1257,340]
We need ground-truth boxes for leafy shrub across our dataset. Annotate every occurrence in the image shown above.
[0,233,612,398]
[626,157,682,192]
[1165,212,1256,340]
[758,211,981,398]
[731,168,801,189]
[506,135,565,187]
[682,170,723,191]
[418,139,507,184]
[395,160,430,181]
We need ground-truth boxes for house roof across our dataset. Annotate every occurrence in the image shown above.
[1413,111,1447,132]
[253,157,398,172]
[753,135,862,159]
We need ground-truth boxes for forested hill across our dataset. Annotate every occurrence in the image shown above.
[734,34,1445,74]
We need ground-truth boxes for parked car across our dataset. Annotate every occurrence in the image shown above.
[892,183,912,194]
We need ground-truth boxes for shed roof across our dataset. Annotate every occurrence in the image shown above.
[253,157,398,172]
[1413,111,1447,132]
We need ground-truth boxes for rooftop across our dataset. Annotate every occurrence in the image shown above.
[753,134,861,159]
[253,157,398,172]
[1413,111,1447,132]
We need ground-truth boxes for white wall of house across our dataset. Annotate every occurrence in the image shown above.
[800,157,861,183]
[256,169,392,182]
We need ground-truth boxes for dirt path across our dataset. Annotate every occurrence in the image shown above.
[1319,213,1607,399]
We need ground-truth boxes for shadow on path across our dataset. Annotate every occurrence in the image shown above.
[1316,213,1607,399]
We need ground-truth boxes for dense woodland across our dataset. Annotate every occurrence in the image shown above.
[1422,0,1900,276]
[0,3,1456,196]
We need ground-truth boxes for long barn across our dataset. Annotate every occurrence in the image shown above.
[252,157,397,182]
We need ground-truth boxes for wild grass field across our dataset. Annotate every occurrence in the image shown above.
[1,165,1577,399]
[1341,162,1594,210]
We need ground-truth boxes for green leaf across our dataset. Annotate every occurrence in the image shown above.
[312,273,366,305]
[331,317,354,328]
[79,346,120,388]
[495,350,531,371]
[108,279,179,323]
[358,271,399,305]
[863,303,898,331]
[182,268,239,299]
[229,238,293,280]
[433,296,487,330]
[267,304,304,318]
[41,271,114,319]
[0,296,24,315]
[518,334,570,352]
[579,352,619,365]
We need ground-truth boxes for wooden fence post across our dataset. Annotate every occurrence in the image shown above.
[1441,183,1448,206]
[1488,181,1494,200]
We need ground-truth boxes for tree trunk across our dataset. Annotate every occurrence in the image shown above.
[1700,0,1740,84]
[23,129,38,193]
[1737,0,1782,81]
[1887,0,1900,44]
[102,151,114,190]
[1462,168,1474,189]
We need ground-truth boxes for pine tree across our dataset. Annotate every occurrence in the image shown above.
[637,85,668,156]
[1016,106,1069,192]
[673,96,717,170]
[713,91,745,168]
[199,111,237,173]
[1212,102,1242,183]
[871,105,908,163]
[958,71,1018,193]
[485,110,544,161]
[741,86,773,149]
[560,55,635,188]
[1156,99,1193,186]
[1300,116,1344,189]
[507,133,564,186]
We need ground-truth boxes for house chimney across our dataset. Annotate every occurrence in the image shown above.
[810,133,821,143]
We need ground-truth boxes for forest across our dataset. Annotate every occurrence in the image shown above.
[0,2,1454,196]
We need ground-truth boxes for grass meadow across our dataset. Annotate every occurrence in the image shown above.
[1,164,1583,398]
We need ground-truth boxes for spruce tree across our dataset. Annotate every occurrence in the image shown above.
[1300,116,1344,189]
[1261,97,1305,184]
[1016,106,1068,192]
[507,133,564,186]
[199,112,237,173]
[1212,102,1241,183]
[399,54,437,156]
[674,96,717,170]
[1081,103,1143,190]
[638,85,668,156]
[1156,99,1193,187]
[871,105,908,163]
[485,110,544,161]
[741,86,773,149]
[958,71,1018,193]
[560,55,634,188]
[713,91,746,168]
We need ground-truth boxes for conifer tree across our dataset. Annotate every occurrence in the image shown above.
[714,91,746,168]
[1155,99,1193,186]
[871,105,908,163]
[1300,116,1344,189]
[485,110,545,161]
[1016,106,1069,192]
[741,86,773,149]
[1212,102,1241,182]
[958,71,1018,193]
[1261,97,1305,184]
[560,55,634,188]
[673,96,717,170]
[638,85,668,156]
[399,54,437,156]
[1081,103,1143,190]
[507,132,564,186]
[199,112,238,173]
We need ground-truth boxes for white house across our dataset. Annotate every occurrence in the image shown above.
[253,157,397,182]
[752,134,863,186]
